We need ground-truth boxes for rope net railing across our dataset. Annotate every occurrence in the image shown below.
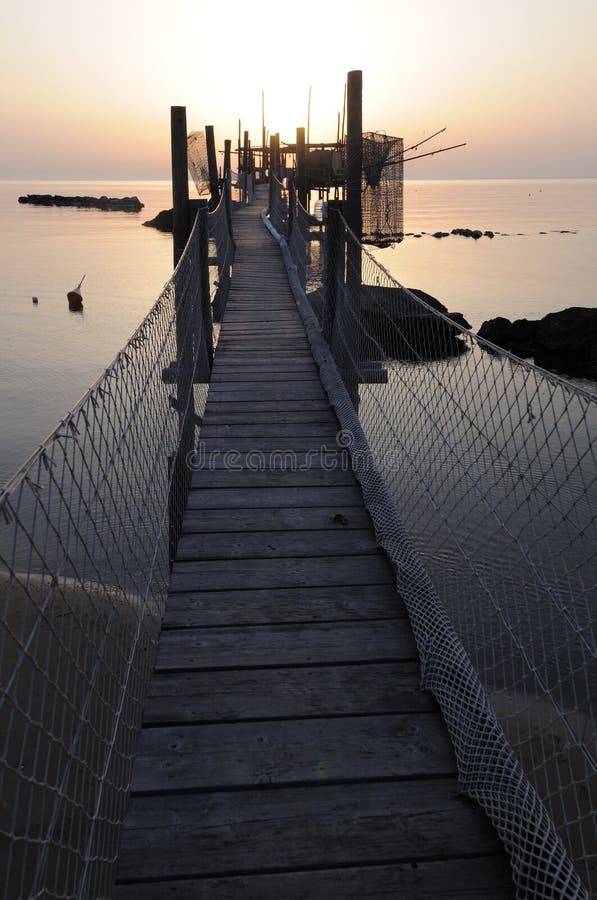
[274,187,596,899]
[0,192,233,898]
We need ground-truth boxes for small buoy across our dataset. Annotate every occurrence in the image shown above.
[32,296,38,304]
[67,274,85,310]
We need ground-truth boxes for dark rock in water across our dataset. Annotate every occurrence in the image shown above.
[432,231,450,238]
[143,209,173,232]
[308,284,471,363]
[478,307,597,379]
[450,227,492,239]
[478,316,514,349]
[447,311,473,330]
[18,193,143,211]
[362,286,471,361]
[408,288,471,330]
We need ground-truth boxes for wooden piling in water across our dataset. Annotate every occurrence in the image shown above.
[170,105,191,267]
[205,125,220,209]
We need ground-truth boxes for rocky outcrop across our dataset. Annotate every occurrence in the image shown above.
[18,194,143,211]
[478,307,597,380]
[142,209,173,232]
[358,286,471,361]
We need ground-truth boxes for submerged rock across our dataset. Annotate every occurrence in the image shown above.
[478,307,597,380]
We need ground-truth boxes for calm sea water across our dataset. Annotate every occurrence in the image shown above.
[378,178,597,330]
[0,180,173,485]
[1,177,596,485]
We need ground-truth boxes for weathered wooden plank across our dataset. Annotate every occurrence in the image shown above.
[182,506,371,532]
[186,485,365,509]
[211,360,315,368]
[163,583,404,628]
[189,450,350,474]
[217,324,305,332]
[113,856,515,900]
[155,619,414,671]
[170,553,393,592]
[195,438,341,456]
[220,316,300,325]
[204,400,332,412]
[142,661,429,723]
[199,423,339,438]
[212,358,316,367]
[216,340,308,349]
[131,713,455,793]
[201,410,337,425]
[212,354,319,370]
[189,469,356,489]
[210,377,323,389]
[116,779,504,881]
[176,529,379,560]
[218,332,307,342]
[206,387,327,402]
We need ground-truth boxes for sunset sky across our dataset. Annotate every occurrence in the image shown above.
[1,0,596,180]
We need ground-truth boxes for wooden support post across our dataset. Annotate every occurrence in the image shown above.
[344,70,363,408]
[322,201,344,346]
[296,126,308,210]
[243,130,249,203]
[171,105,191,267]
[223,139,234,244]
[205,125,220,209]
[345,69,362,241]
[197,200,214,372]
[287,180,295,243]
[169,104,195,563]
[262,90,267,177]
[274,133,280,178]
[268,134,275,211]
[237,119,242,176]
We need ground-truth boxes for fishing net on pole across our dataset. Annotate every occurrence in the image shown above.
[361,132,404,247]
[187,131,210,196]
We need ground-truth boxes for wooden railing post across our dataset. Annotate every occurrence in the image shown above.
[243,130,249,203]
[169,105,194,563]
[322,201,344,346]
[205,125,220,210]
[268,134,276,211]
[344,69,363,407]
[171,105,191,267]
[273,133,280,179]
[223,139,235,246]
[287,180,295,242]
[296,126,307,210]
[345,70,362,242]
[197,200,214,372]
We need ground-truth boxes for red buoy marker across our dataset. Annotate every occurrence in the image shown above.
[67,274,85,310]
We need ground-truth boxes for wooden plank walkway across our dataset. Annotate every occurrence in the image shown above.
[113,188,514,898]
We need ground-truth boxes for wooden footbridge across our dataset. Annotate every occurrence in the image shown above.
[112,189,514,898]
[1,75,592,899]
